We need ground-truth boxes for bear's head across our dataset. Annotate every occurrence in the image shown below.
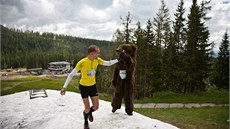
[116,44,137,63]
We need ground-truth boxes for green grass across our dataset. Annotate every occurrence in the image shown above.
[135,107,229,129]
[1,76,80,95]
[134,90,229,104]
[1,76,228,104]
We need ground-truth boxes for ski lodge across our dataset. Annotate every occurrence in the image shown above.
[48,61,70,72]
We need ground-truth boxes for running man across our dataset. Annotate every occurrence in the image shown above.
[60,45,118,129]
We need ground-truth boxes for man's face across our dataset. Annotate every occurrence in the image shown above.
[92,49,100,59]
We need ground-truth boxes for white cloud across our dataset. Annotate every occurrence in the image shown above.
[23,0,55,16]
[1,0,229,49]
[112,0,132,8]
[205,0,230,52]
[77,4,109,23]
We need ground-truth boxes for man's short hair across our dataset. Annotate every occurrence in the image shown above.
[88,45,99,54]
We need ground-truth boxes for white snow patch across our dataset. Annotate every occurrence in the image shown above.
[0,90,179,129]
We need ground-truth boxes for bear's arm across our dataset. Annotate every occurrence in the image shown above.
[125,58,136,88]
[112,65,119,87]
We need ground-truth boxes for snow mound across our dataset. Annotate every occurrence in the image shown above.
[0,90,179,129]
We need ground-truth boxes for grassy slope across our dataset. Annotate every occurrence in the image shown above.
[133,90,229,104]
[135,107,229,129]
[1,76,228,103]
[1,76,79,95]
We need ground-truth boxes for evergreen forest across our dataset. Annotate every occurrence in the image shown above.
[1,25,114,69]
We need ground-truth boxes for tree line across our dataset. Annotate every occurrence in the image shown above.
[1,25,114,69]
[112,0,229,97]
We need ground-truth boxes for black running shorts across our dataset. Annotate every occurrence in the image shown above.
[79,84,98,98]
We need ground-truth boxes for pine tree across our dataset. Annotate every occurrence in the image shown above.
[197,0,212,91]
[172,0,187,92]
[173,0,186,53]
[199,0,212,81]
[153,0,171,48]
[133,21,147,98]
[184,0,211,93]
[184,0,202,93]
[112,12,134,47]
[162,32,176,91]
[142,19,154,95]
[200,0,212,21]
[214,31,229,89]
[120,11,134,44]
[153,0,172,91]
[112,29,124,47]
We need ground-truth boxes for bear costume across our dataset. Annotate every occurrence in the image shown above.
[111,44,137,116]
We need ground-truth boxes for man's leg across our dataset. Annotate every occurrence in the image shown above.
[91,96,99,110]
[82,98,90,128]
[88,96,99,122]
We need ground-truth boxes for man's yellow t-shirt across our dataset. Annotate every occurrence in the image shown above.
[75,57,104,86]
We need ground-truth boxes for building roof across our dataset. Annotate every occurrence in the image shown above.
[48,61,70,65]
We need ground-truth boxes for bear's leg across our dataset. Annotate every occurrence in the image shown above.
[124,85,134,116]
[124,96,133,115]
[111,88,124,113]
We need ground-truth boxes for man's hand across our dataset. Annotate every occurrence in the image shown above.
[60,88,67,95]
[117,56,120,61]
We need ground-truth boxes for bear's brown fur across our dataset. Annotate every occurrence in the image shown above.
[111,44,137,115]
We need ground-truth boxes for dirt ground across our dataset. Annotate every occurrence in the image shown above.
[0,68,68,80]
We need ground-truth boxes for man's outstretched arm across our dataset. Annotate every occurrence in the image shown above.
[102,59,119,66]
[60,69,78,95]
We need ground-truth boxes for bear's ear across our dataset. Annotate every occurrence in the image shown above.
[131,44,137,52]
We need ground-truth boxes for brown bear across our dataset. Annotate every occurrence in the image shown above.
[111,44,137,116]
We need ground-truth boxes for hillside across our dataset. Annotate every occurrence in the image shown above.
[1,25,115,69]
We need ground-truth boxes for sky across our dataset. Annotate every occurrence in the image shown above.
[0,90,179,129]
[0,0,229,52]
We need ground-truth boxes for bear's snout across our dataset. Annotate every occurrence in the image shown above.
[116,48,123,53]
[117,50,126,59]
